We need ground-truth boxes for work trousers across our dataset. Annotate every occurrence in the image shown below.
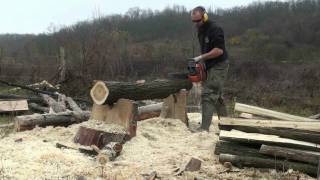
[201,61,229,130]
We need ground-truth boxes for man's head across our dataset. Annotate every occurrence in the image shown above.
[191,6,208,28]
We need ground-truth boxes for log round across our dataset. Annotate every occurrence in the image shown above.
[90,79,193,105]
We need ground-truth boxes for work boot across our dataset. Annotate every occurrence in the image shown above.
[200,100,215,131]
[216,97,228,117]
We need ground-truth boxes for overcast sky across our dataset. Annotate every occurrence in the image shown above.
[0,0,284,34]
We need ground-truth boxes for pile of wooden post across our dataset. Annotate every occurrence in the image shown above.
[215,103,320,177]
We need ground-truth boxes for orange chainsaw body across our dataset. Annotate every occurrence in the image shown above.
[187,60,207,82]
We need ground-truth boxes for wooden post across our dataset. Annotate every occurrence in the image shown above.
[160,89,188,125]
[90,99,138,137]
[235,103,317,122]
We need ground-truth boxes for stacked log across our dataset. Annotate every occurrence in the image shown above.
[215,103,320,177]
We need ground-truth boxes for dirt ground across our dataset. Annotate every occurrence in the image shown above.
[0,113,314,180]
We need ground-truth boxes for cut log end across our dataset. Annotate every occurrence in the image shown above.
[90,81,109,105]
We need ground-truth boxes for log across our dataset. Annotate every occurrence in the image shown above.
[235,103,317,121]
[219,153,317,177]
[92,142,123,162]
[219,130,320,152]
[137,102,162,121]
[310,114,320,119]
[90,79,192,105]
[0,80,90,104]
[0,93,45,104]
[28,103,49,113]
[138,102,163,114]
[214,141,266,158]
[260,145,320,165]
[66,97,82,112]
[0,100,28,112]
[57,93,67,110]
[224,125,320,144]
[14,111,90,131]
[41,94,66,113]
[219,117,320,132]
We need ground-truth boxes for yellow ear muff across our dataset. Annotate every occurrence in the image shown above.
[203,12,209,22]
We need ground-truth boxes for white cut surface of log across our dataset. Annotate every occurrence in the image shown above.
[90,81,109,105]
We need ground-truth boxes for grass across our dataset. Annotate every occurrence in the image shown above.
[0,115,14,125]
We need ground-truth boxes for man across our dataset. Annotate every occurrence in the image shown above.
[191,6,229,131]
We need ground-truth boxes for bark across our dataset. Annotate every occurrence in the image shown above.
[219,153,317,177]
[260,144,320,165]
[214,141,266,158]
[0,93,45,104]
[28,103,49,113]
[90,79,192,105]
[15,111,90,131]
[0,80,90,104]
[66,97,82,112]
[138,102,163,114]
[41,94,66,113]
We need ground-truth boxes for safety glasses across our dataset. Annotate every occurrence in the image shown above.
[192,19,202,23]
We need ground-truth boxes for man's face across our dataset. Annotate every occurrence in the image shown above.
[191,11,203,28]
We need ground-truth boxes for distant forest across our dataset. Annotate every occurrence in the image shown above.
[0,0,319,115]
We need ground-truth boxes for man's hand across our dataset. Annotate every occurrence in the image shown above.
[192,55,203,62]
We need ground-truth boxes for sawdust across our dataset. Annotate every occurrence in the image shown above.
[0,113,315,179]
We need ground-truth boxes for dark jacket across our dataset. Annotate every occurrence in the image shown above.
[198,20,228,69]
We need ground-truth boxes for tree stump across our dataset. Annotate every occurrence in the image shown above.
[74,126,129,149]
[90,98,138,138]
[160,89,189,125]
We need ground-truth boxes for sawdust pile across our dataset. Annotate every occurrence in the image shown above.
[0,113,314,179]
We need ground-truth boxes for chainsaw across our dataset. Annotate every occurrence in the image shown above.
[187,59,207,82]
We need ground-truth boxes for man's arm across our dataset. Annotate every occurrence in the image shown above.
[199,48,223,61]
[193,26,225,62]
